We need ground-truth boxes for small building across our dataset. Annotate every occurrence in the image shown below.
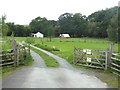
[59,34,70,38]
[33,32,44,38]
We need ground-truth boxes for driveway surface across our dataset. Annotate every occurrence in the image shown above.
[2,45,108,88]
[30,45,73,69]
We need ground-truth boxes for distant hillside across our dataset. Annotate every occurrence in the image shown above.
[88,6,118,22]
[87,6,118,39]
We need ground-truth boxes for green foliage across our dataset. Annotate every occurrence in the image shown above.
[4,6,118,41]
[35,44,60,52]
[19,53,34,66]
[2,15,9,37]
[88,6,118,38]
[29,17,59,39]
[107,14,118,42]
[30,17,50,36]
[2,23,9,36]
[118,7,120,43]
[25,37,35,44]
[58,13,88,37]
[0,18,2,33]
[2,38,12,51]
[7,23,31,36]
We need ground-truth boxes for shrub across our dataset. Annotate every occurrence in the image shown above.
[35,44,60,52]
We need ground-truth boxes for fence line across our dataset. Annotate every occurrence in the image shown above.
[74,44,120,76]
[111,53,120,76]
[0,45,30,67]
[0,51,14,66]
[73,47,107,70]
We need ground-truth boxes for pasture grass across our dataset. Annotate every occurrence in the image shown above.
[15,37,118,66]
[31,47,59,67]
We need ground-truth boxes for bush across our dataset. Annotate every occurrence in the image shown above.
[25,37,35,44]
[19,53,34,66]
[35,44,60,52]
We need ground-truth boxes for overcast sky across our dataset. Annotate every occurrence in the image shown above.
[0,0,119,25]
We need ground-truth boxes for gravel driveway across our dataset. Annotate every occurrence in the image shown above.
[2,45,108,88]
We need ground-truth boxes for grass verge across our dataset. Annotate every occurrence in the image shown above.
[19,53,34,66]
[31,47,59,67]
[1,66,25,78]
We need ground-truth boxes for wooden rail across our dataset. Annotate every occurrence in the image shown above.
[0,52,14,66]
[74,47,107,70]
[111,53,120,76]
[0,45,30,67]
[73,44,120,76]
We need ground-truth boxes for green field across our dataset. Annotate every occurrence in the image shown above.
[15,37,118,65]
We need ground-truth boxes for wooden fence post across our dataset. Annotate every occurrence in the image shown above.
[28,44,30,54]
[16,45,19,66]
[107,43,114,68]
[73,47,76,64]
[23,47,26,61]
[11,33,16,67]
[14,42,18,67]
[12,39,17,67]
[105,49,108,70]
[11,36,20,66]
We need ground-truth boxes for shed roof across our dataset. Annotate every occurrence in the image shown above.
[60,34,70,37]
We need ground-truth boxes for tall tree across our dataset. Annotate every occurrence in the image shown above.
[58,13,74,36]
[87,6,117,38]
[0,18,2,35]
[107,14,118,43]
[58,13,87,37]
[118,6,120,43]
[7,23,31,37]
[2,15,9,37]
[29,17,49,36]
[72,13,88,37]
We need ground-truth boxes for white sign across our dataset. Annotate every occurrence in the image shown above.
[83,49,87,53]
[83,49,92,55]
[87,57,91,62]
[86,49,91,55]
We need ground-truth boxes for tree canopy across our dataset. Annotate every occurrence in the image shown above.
[4,6,118,42]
